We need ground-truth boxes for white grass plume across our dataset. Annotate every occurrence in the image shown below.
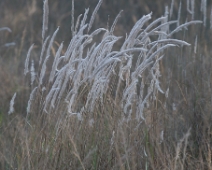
[49,42,64,83]
[191,0,195,20]
[46,27,59,57]
[30,60,36,85]
[177,1,182,26]
[27,87,37,115]
[8,93,17,115]
[0,27,12,32]
[4,42,16,47]
[194,36,198,53]
[187,0,192,14]
[39,55,50,86]
[168,20,202,37]
[80,8,89,29]
[75,14,82,33]
[24,44,34,75]
[110,10,123,34]
[88,0,103,32]
[42,0,49,40]
[203,0,207,27]
[39,36,50,66]
[170,0,175,18]
[71,0,75,36]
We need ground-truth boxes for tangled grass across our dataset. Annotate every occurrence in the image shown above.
[23,0,200,121]
[2,0,212,169]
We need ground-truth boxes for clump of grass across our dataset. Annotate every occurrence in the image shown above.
[23,0,200,121]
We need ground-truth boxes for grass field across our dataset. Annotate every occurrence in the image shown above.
[1,0,212,169]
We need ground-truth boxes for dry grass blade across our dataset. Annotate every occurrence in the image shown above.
[42,0,49,40]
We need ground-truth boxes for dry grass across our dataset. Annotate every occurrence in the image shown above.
[0,0,212,169]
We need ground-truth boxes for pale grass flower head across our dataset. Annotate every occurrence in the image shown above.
[8,92,16,115]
